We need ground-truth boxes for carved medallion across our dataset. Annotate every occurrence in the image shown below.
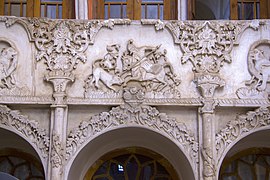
[237,40,270,99]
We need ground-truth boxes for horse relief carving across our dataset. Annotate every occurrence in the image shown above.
[237,40,270,99]
[85,40,181,99]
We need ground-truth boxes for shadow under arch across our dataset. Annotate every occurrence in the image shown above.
[67,126,196,180]
[0,128,46,179]
[217,129,270,178]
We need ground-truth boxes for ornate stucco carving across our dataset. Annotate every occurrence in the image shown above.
[237,40,270,100]
[85,39,181,99]
[67,87,198,167]
[51,131,64,170]
[216,106,270,163]
[0,40,30,96]
[0,46,17,88]
[142,20,262,73]
[0,105,49,159]
[0,17,131,104]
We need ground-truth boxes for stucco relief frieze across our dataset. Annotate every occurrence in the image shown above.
[67,87,198,167]
[142,20,263,100]
[237,40,270,100]
[216,106,270,164]
[0,104,49,159]
[84,39,181,99]
[0,17,131,103]
[142,20,262,73]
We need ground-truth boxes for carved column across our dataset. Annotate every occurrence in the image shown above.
[195,73,224,180]
[47,73,74,180]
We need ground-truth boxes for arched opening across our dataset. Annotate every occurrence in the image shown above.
[84,147,178,179]
[67,127,196,180]
[218,130,270,179]
[0,128,45,179]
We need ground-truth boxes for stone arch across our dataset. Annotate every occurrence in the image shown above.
[216,106,270,176]
[0,105,49,174]
[217,129,270,178]
[66,126,196,180]
[0,130,46,179]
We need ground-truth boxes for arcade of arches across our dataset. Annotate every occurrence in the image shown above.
[0,1,269,180]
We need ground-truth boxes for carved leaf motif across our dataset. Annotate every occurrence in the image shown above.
[0,105,49,159]
[216,107,270,163]
[66,104,199,167]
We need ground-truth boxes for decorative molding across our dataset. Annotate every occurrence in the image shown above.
[237,39,270,100]
[67,87,198,167]
[0,96,53,104]
[0,104,49,159]
[216,106,270,163]
[85,39,181,99]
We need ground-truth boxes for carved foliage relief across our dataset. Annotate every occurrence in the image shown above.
[0,105,50,159]
[148,20,255,74]
[67,87,198,167]
[237,40,270,99]
[85,40,181,99]
[216,106,270,163]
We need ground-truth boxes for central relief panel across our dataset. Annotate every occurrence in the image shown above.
[84,39,181,99]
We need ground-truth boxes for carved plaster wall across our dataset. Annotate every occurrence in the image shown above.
[0,17,269,180]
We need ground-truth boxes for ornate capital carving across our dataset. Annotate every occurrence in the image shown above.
[194,73,225,98]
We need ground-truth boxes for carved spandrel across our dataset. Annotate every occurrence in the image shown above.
[0,105,49,159]
[67,87,198,168]
[216,106,270,164]
[84,39,181,99]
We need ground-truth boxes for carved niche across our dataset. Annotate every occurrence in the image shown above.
[84,39,181,99]
[237,40,270,99]
[67,87,198,168]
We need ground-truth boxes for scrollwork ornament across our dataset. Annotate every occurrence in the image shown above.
[0,105,49,159]
[216,106,270,163]
[142,20,264,74]
[66,93,198,167]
